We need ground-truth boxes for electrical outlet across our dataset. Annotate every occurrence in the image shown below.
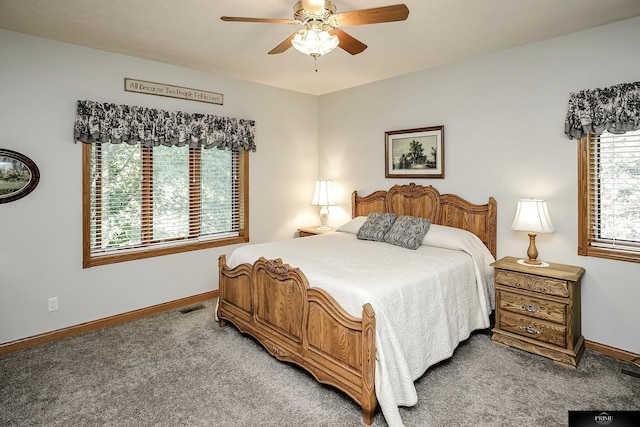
[48,297,58,312]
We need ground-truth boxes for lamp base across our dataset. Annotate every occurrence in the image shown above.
[524,232,544,265]
[317,205,330,230]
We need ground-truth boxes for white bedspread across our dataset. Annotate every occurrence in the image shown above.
[226,222,495,427]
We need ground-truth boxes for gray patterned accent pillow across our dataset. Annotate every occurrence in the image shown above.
[356,213,397,242]
[384,215,431,250]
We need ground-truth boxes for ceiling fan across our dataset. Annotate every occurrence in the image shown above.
[221,0,409,60]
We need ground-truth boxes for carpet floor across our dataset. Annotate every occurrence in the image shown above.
[1,301,638,426]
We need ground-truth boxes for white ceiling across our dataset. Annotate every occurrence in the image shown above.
[1,0,640,95]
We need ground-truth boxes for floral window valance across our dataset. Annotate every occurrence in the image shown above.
[564,81,640,139]
[74,100,256,151]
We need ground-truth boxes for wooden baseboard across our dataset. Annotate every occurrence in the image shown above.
[0,290,218,355]
[585,340,640,365]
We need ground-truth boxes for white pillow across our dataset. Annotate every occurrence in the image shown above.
[336,216,367,234]
[422,223,483,251]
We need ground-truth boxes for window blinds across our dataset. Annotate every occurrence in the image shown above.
[589,130,640,251]
[89,143,240,256]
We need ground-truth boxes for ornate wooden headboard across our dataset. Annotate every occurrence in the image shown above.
[352,183,497,258]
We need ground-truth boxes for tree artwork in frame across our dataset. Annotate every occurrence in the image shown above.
[385,126,444,178]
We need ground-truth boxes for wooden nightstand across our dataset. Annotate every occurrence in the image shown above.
[297,226,335,237]
[491,256,585,368]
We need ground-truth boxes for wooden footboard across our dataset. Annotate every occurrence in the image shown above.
[217,255,377,425]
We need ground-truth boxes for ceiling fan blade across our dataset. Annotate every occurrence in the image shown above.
[221,16,299,25]
[268,33,297,55]
[330,29,367,55]
[330,4,409,27]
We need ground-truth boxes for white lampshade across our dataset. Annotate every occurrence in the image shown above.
[311,180,336,206]
[511,199,555,233]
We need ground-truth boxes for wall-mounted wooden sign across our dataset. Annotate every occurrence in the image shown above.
[124,78,223,105]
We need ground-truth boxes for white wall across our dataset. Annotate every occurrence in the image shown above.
[318,17,640,353]
[3,17,640,355]
[0,29,319,344]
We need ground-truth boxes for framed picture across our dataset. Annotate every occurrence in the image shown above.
[385,126,444,178]
[0,148,40,204]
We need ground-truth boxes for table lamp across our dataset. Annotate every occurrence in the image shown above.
[511,199,555,266]
[311,179,336,230]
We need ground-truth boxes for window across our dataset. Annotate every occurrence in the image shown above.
[82,143,248,267]
[578,129,640,263]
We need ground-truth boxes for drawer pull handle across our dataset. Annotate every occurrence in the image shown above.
[520,325,541,335]
[520,303,541,313]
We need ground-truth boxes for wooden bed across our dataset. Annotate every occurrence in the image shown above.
[217,183,497,425]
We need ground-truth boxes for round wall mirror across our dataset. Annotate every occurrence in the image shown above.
[0,149,40,204]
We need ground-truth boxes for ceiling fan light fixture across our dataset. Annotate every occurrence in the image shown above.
[292,27,339,58]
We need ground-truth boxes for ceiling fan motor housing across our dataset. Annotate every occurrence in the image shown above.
[294,1,336,21]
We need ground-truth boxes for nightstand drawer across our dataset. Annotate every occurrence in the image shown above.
[498,290,566,324]
[495,269,569,297]
[499,311,566,347]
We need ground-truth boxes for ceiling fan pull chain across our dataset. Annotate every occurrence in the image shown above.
[314,56,318,72]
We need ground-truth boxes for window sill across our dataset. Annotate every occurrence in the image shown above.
[83,235,249,268]
[578,246,640,264]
